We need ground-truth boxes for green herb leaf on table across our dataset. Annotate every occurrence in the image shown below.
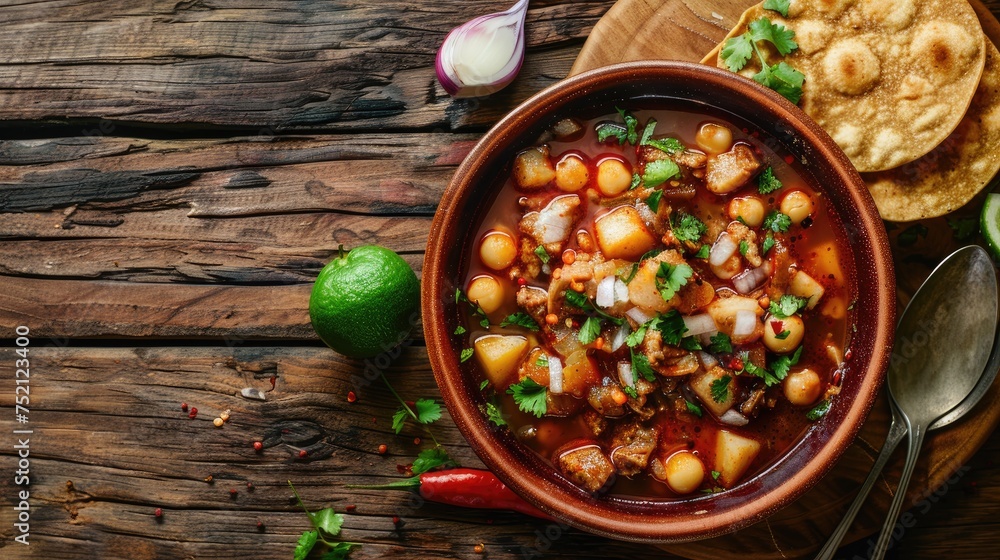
[289,482,359,560]
[414,398,442,425]
[500,311,540,331]
[758,167,783,194]
[391,407,409,434]
[321,543,358,560]
[721,34,754,72]
[643,159,681,189]
[769,294,808,318]
[711,375,731,403]
[686,400,704,418]
[411,447,458,475]
[310,508,345,538]
[295,530,319,560]
[655,262,693,301]
[673,212,708,242]
[507,378,548,418]
[763,0,790,17]
[763,210,792,233]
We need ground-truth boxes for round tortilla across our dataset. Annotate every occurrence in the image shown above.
[705,0,986,173]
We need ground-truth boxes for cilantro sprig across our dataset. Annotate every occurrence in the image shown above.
[720,17,805,104]
[507,378,548,418]
[710,375,732,403]
[769,294,808,318]
[672,212,708,243]
[758,167,783,195]
[565,289,624,344]
[741,346,803,387]
[289,482,361,560]
[655,262,693,301]
[500,312,540,331]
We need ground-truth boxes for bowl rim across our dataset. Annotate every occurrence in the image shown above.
[422,60,895,543]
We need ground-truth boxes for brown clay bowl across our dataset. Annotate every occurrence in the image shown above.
[422,61,895,543]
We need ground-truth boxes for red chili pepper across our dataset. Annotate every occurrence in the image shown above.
[348,468,552,520]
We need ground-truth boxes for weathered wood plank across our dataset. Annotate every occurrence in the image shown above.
[0,0,613,130]
[0,346,997,559]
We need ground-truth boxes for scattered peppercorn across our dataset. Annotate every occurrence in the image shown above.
[154,508,163,518]
[229,488,238,498]
[377,444,388,455]
[298,449,308,459]
[256,520,265,531]
[253,441,263,452]
[347,391,358,403]
[474,543,486,554]
[246,481,255,492]
[392,516,401,525]
[213,417,224,427]
[345,504,357,512]
[188,407,198,419]
[180,403,188,412]
[413,437,421,445]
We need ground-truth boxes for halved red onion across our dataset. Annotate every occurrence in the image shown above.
[719,409,750,426]
[682,313,719,337]
[548,356,564,394]
[732,309,758,337]
[732,262,773,294]
[626,306,654,325]
[617,362,635,389]
[709,232,738,266]
[435,0,529,98]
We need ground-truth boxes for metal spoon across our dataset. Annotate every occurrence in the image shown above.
[815,245,999,560]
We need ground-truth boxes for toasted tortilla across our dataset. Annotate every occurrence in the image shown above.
[704,0,986,173]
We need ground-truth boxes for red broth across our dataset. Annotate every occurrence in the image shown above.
[457,106,855,498]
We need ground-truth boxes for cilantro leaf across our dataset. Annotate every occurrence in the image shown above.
[391,407,408,434]
[295,530,319,560]
[321,543,358,560]
[455,288,467,305]
[629,173,642,190]
[721,34,754,72]
[621,262,640,284]
[748,18,797,56]
[623,385,639,399]
[769,294,808,318]
[775,329,791,340]
[631,348,657,381]
[686,400,703,418]
[483,401,507,427]
[411,447,457,475]
[479,379,490,392]
[534,245,550,264]
[626,322,648,347]
[673,212,708,242]
[535,354,549,367]
[639,118,657,146]
[655,262,693,301]
[578,316,602,345]
[762,231,775,254]
[638,120,684,154]
[646,189,664,213]
[771,346,803,381]
[763,210,792,232]
[414,398,442,425]
[709,332,733,354]
[643,158,681,189]
[754,61,805,104]
[897,223,928,247]
[564,290,624,325]
[744,360,781,386]
[758,167,783,194]
[506,378,548,418]
[310,508,345,539]
[711,470,721,481]
[681,336,703,351]
[807,399,831,421]
[695,245,711,259]
[453,325,467,335]
[763,0,790,16]
[738,239,750,256]
[654,309,688,346]
[948,217,978,241]
[460,347,474,363]
[619,107,639,144]
[500,312,540,331]
[711,375,732,403]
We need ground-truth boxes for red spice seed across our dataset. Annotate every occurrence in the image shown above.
[188,407,198,419]
[269,376,277,391]
[253,441,263,452]
[180,403,188,412]
[256,520,265,531]
[347,391,357,403]
[784,155,795,164]
[229,488,238,498]
[298,449,308,458]
[345,504,357,512]
[377,444,388,455]
[246,481,255,491]
[392,516,401,524]
[413,437,421,445]
[474,543,486,554]
[517,277,527,286]
[154,508,163,518]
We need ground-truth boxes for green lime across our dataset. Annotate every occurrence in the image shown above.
[981,193,1000,261]
[309,245,420,359]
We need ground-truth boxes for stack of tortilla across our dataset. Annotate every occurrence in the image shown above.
[702,0,1000,222]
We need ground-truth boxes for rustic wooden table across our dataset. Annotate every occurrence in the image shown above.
[0,1,997,559]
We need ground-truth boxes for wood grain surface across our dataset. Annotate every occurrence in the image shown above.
[0,1,997,559]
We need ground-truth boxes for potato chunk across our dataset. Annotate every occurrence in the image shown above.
[688,365,736,417]
[474,335,529,388]
[594,206,657,260]
[789,269,826,310]
[714,430,761,488]
[513,146,556,189]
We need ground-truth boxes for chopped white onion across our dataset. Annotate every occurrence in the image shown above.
[610,323,630,352]
[709,232,738,266]
[732,262,773,294]
[626,306,654,326]
[614,278,629,303]
[596,275,616,308]
[435,0,529,98]
[548,356,564,394]
[698,351,719,368]
[618,362,635,389]
[733,309,758,337]
[682,313,719,337]
[719,409,749,426]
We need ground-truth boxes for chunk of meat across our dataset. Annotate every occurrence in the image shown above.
[582,409,608,437]
[519,194,583,249]
[705,143,761,194]
[513,146,556,189]
[586,381,627,417]
[554,442,615,493]
[547,393,585,417]
[546,258,596,315]
[516,286,549,327]
[767,238,794,301]
[626,377,660,420]
[640,146,708,170]
[726,221,762,268]
[609,421,660,477]
[641,328,689,369]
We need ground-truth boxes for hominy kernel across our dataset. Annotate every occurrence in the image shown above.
[213,417,225,427]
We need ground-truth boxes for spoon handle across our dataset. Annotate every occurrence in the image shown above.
[870,421,927,560]
[813,406,907,560]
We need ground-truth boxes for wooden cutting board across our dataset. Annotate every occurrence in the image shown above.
[570,1,1000,558]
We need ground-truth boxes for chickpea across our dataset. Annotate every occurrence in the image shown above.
[479,231,517,271]
[467,275,505,314]
[762,314,805,354]
[664,451,705,494]
[780,190,815,225]
[596,158,633,196]
[727,196,766,228]
[555,154,590,192]
[784,368,823,406]
[695,123,734,154]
